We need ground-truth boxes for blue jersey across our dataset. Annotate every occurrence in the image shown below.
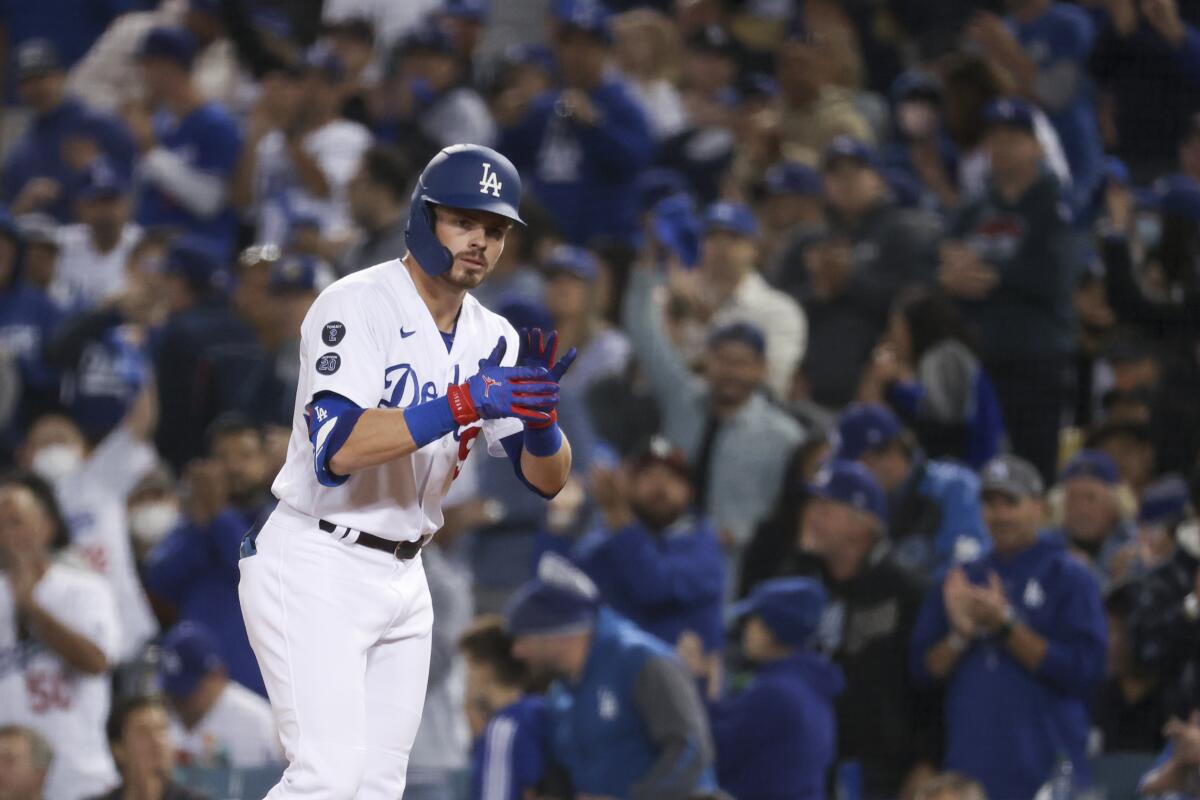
[572,514,725,653]
[135,102,241,256]
[1009,3,1103,212]
[910,534,1107,799]
[470,696,548,800]
[62,324,149,442]
[1,99,135,221]
[498,76,654,246]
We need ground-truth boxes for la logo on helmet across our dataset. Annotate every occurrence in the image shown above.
[479,163,503,197]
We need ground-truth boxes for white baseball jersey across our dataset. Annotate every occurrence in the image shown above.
[0,562,121,800]
[170,681,284,768]
[271,258,523,539]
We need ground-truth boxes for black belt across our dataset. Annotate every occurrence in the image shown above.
[318,520,425,560]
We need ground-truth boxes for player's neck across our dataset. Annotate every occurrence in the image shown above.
[403,255,465,332]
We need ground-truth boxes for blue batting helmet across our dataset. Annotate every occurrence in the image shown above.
[405,144,524,276]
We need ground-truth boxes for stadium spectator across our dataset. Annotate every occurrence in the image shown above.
[883,70,960,213]
[767,459,938,800]
[757,161,825,289]
[623,262,804,550]
[17,408,159,661]
[967,0,1103,213]
[0,471,121,800]
[913,772,989,800]
[130,26,242,257]
[156,622,281,768]
[14,216,61,293]
[93,696,208,800]
[142,415,272,697]
[794,230,883,410]
[702,577,843,800]
[1094,581,1168,753]
[1048,449,1133,588]
[859,287,1006,469]
[570,437,724,657]
[1140,712,1200,797]
[497,0,655,246]
[125,466,182,562]
[458,616,551,800]
[0,725,52,800]
[833,404,989,574]
[339,144,413,275]
[1110,474,1194,581]
[1086,420,1158,499]
[505,555,718,799]
[822,136,943,319]
[3,39,136,224]
[939,98,1076,482]
[612,9,687,141]
[151,237,260,470]
[912,455,1107,800]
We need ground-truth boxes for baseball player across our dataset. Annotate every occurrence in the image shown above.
[238,144,575,798]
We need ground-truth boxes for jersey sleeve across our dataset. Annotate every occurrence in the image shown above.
[301,285,388,410]
[38,570,122,663]
[481,318,524,456]
[478,715,520,800]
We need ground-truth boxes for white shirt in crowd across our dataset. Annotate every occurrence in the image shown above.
[51,224,141,310]
[169,681,284,769]
[254,119,372,248]
[0,562,122,800]
[57,427,160,661]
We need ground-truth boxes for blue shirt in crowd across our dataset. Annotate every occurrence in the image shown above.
[470,696,548,800]
[910,534,1107,799]
[710,651,845,800]
[887,457,991,574]
[572,514,725,653]
[498,76,654,246]
[1,98,135,221]
[136,102,242,256]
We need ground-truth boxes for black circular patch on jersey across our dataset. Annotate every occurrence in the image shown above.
[322,321,346,346]
[316,352,341,375]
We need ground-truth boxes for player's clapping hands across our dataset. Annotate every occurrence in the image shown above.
[515,327,577,429]
[448,337,561,425]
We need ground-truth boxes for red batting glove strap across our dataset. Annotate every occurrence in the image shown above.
[446,383,480,426]
[522,408,557,429]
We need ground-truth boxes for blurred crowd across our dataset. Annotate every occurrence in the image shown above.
[4,0,1200,798]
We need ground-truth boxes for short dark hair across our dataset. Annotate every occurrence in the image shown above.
[459,615,530,689]
[0,469,71,551]
[106,694,168,744]
[205,412,262,451]
[362,144,414,204]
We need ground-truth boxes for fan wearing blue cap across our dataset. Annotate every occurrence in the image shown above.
[756,160,825,278]
[912,453,1107,800]
[833,403,989,572]
[505,553,718,798]
[157,622,282,768]
[1048,449,1132,588]
[134,26,242,257]
[437,0,489,70]
[708,578,844,800]
[697,199,807,399]
[496,0,653,246]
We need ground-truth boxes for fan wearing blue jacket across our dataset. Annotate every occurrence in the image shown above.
[506,555,718,800]
[573,437,725,655]
[709,577,844,800]
[911,454,1107,800]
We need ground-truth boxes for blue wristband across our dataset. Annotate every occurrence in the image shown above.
[403,397,459,448]
[523,421,563,457]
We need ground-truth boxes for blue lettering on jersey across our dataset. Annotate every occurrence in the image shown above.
[381,363,474,440]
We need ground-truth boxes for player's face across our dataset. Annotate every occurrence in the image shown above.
[0,486,55,563]
[114,705,174,777]
[0,732,44,799]
[432,206,512,290]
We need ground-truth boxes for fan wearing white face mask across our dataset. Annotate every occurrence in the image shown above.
[17,386,160,662]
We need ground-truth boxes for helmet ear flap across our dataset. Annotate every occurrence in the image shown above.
[405,196,454,276]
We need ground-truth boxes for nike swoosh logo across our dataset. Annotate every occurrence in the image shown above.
[400,328,416,338]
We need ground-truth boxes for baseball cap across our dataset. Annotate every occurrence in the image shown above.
[1138,475,1190,525]
[542,244,599,282]
[702,201,758,238]
[139,26,199,68]
[505,553,600,637]
[1150,174,1200,222]
[500,42,556,74]
[763,161,821,198]
[1104,156,1132,188]
[686,25,738,58]
[980,454,1044,500]
[77,159,130,201]
[731,577,827,647]
[1059,449,1120,486]
[552,0,613,42]
[443,0,490,21]
[303,42,347,80]
[630,435,691,484]
[158,621,225,698]
[807,459,887,524]
[822,135,880,172]
[14,39,62,82]
[636,168,691,215]
[890,69,941,105]
[164,236,227,294]
[651,193,702,267]
[707,321,766,356]
[983,97,1037,134]
[834,404,903,461]
[267,254,322,294]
